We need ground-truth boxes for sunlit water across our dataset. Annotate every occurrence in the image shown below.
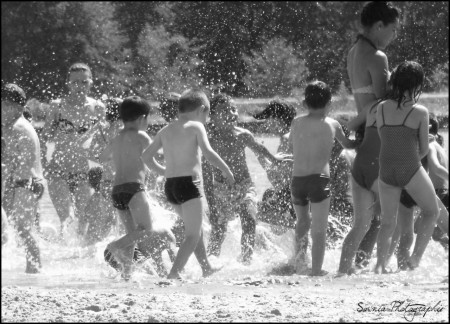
[2,132,448,289]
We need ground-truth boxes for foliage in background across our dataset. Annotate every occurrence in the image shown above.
[2,1,449,101]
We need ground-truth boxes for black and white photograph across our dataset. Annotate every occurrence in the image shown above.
[1,1,448,322]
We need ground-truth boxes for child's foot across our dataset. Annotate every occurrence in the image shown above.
[309,269,328,277]
[25,261,40,274]
[335,267,359,278]
[202,264,224,278]
[374,264,392,274]
[406,258,419,271]
[167,272,183,280]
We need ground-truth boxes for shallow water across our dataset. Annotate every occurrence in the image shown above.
[2,133,449,290]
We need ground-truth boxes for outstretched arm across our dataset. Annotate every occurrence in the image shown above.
[196,124,234,184]
[244,132,291,165]
[334,120,358,150]
[141,132,165,176]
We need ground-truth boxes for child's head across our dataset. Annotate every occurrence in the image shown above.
[66,63,93,96]
[428,112,444,146]
[389,61,424,108]
[179,89,210,123]
[105,97,123,123]
[159,92,180,122]
[253,99,296,134]
[119,96,151,129]
[209,93,239,127]
[1,83,26,123]
[360,2,400,49]
[304,81,332,110]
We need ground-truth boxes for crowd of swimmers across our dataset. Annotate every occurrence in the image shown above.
[1,1,448,280]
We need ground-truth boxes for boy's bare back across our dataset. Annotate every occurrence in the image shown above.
[290,115,337,177]
[156,119,205,178]
[111,129,151,186]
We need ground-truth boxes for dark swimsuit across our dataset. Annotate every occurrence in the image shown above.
[291,174,331,206]
[379,106,421,188]
[111,182,146,210]
[351,120,380,190]
[164,175,202,205]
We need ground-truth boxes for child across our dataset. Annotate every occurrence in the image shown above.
[375,61,440,273]
[1,83,44,273]
[100,96,175,280]
[289,81,357,276]
[142,89,234,279]
[203,93,290,264]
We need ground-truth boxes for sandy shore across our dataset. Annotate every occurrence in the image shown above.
[2,272,448,322]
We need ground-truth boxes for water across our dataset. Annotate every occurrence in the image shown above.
[1,132,448,289]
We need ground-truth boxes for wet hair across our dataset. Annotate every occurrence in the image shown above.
[428,112,444,146]
[1,83,26,107]
[119,96,151,122]
[361,1,400,27]
[388,61,424,109]
[304,81,332,109]
[178,89,209,114]
[210,93,233,116]
[253,99,296,127]
[105,97,123,123]
[67,62,92,80]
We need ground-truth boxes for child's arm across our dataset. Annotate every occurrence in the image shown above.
[98,141,113,164]
[333,119,358,150]
[243,132,292,164]
[141,132,166,176]
[196,124,234,184]
[427,143,448,181]
[417,108,430,159]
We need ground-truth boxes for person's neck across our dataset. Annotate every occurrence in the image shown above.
[178,112,200,123]
[359,32,378,50]
[123,122,141,131]
[66,93,87,106]
[308,109,327,118]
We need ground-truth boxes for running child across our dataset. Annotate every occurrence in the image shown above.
[203,94,291,264]
[375,61,440,274]
[289,81,358,276]
[142,89,234,279]
[100,96,175,280]
[1,83,44,273]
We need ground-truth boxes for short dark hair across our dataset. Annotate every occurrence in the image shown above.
[119,96,151,122]
[253,99,296,127]
[361,1,400,27]
[67,62,92,79]
[304,81,332,109]
[178,89,209,113]
[1,83,26,107]
[210,93,233,116]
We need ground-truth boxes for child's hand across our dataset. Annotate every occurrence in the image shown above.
[222,170,235,185]
[274,153,293,161]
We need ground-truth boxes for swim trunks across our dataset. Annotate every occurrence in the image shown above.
[213,178,258,224]
[291,174,331,206]
[111,182,146,210]
[379,105,421,188]
[45,161,88,194]
[164,175,202,205]
[8,176,44,200]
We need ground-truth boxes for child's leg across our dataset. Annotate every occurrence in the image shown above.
[395,204,414,270]
[375,180,401,274]
[436,198,449,236]
[239,201,256,263]
[293,203,311,267]
[310,197,331,276]
[168,198,203,279]
[338,177,377,274]
[404,168,440,268]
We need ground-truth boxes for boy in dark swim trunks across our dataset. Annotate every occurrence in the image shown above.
[143,89,235,279]
[1,83,44,273]
[99,96,176,280]
[289,81,358,276]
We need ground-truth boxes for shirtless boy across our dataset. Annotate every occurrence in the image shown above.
[143,89,234,279]
[203,94,290,264]
[100,96,175,280]
[289,81,357,276]
[1,83,44,273]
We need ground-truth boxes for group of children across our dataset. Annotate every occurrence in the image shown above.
[1,59,448,280]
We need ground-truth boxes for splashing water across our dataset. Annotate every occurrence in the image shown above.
[2,135,448,289]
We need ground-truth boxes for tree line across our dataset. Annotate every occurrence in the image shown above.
[1,1,448,102]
